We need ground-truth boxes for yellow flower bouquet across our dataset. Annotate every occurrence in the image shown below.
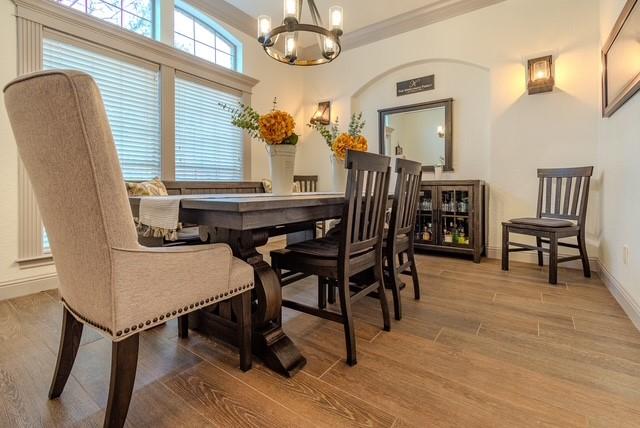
[308,112,367,160]
[221,98,298,145]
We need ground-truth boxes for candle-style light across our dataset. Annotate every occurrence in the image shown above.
[257,15,272,42]
[284,0,298,22]
[323,36,336,57]
[284,33,296,59]
[329,6,343,35]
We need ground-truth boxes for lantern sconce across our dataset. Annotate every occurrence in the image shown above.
[310,101,331,125]
[527,55,554,95]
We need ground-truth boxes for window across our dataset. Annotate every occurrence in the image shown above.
[50,0,154,38]
[175,76,244,180]
[43,226,51,254]
[43,36,162,180]
[174,7,238,70]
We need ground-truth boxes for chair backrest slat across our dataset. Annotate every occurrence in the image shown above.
[339,151,391,262]
[389,158,423,241]
[536,167,593,224]
[545,177,552,214]
[571,176,582,216]
[293,175,318,193]
[562,177,573,215]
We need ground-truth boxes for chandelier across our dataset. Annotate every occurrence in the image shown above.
[257,0,344,66]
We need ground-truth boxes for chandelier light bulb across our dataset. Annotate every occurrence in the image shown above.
[284,0,298,19]
[324,37,336,56]
[258,15,272,40]
[285,34,296,58]
[329,6,343,32]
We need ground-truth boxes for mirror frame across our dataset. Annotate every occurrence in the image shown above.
[378,98,453,172]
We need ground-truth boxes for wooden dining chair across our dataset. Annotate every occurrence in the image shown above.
[502,166,593,284]
[271,150,391,366]
[4,70,254,428]
[384,158,422,320]
[294,175,318,192]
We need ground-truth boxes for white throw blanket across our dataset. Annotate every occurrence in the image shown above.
[137,195,207,240]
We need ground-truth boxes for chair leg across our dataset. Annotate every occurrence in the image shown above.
[337,277,357,366]
[501,224,509,271]
[237,291,252,372]
[549,234,558,285]
[577,232,591,278]
[327,280,336,304]
[104,334,139,428]
[536,237,544,267]
[376,256,392,332]
[178,315,188,338]
[318,277,327,309]
[385,253,402,321]
[49,307,84,399]
[407,247,421,300]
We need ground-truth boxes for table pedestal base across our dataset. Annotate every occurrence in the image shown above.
[193,227,306,377]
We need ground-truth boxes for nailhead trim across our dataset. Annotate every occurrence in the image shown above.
[62,283,254,341]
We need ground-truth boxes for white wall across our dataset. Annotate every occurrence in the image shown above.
[0,1,303,296]
[298,0,602,262]
[598,0,640,323]
[352,59,490,182]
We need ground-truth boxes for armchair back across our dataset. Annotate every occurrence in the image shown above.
[4,70,139,332]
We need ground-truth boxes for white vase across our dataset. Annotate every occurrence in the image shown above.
[267,144,296,196]
[434,165,443,180]
[331,155,347,192]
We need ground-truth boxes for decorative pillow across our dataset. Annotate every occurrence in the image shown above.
[126,177,168,196]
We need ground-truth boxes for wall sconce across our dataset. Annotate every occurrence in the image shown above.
[310,101,331,125]
[437,125,445,138]
[527,55,554,95]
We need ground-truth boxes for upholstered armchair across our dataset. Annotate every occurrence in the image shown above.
[4,70,254,428]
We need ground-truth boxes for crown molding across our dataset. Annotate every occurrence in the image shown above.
[341,0,507,51]
[186,0,257,38]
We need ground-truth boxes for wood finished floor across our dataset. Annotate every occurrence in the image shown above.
[2,246,640,427]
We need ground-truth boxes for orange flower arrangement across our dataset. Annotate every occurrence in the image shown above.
[221,98,299,145]
[331,134,368,161]
[259,110,296,144]
[309,112,367,160]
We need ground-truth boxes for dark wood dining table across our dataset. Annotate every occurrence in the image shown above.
[130,192,346,377]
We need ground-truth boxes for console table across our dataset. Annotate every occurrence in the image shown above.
[414,180,487,263]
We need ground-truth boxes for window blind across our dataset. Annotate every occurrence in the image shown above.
[175,76,244,180]
[43,37,161,180]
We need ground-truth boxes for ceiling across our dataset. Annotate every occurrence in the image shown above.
[223,0,444,33]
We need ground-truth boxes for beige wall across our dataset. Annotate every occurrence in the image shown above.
[298,0,602,263]
[598,0,640,319]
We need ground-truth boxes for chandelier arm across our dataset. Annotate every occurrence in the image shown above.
[307,0,324,27]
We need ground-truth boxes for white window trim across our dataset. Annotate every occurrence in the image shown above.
[14,0,257,266]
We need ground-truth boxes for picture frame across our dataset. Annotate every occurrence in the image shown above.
[602,0,640,117]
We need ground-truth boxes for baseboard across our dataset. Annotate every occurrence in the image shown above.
[598,262,640,333]
[0,273,58,301]
[486,246,600,271]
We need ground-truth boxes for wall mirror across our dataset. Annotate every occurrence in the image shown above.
[378,99,453,172]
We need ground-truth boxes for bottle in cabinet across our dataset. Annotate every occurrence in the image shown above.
[444,222,453,243]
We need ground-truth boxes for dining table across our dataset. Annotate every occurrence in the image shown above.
[130,192,347,377]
